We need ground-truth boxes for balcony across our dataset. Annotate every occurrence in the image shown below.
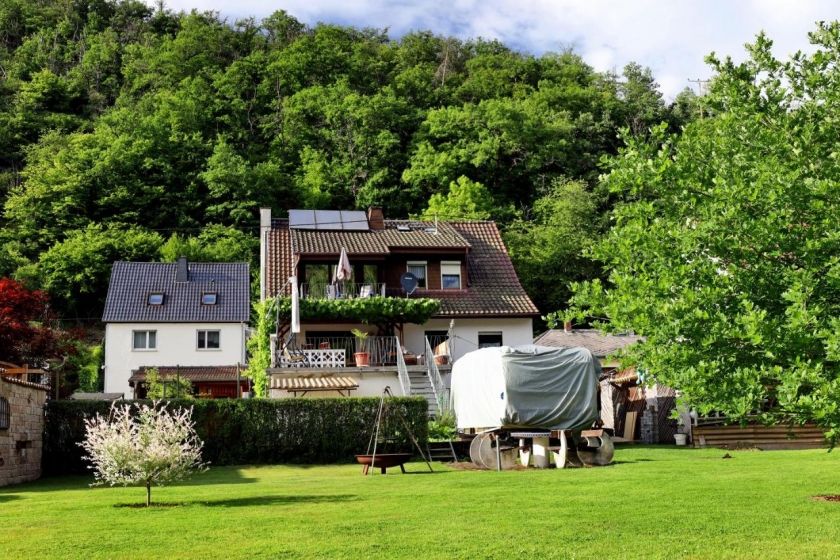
[299,282,387,300]
[271,335,404,368]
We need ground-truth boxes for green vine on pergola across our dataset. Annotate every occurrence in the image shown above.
[274,296,441,335]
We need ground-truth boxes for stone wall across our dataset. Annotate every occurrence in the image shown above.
[0,377,48,486]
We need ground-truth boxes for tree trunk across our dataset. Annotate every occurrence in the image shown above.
[146,481,151,507]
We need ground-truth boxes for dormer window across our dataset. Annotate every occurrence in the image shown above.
[148,293,164,305]
[441,262,462,290]
[407,261,427,289]
[201,292,217,305]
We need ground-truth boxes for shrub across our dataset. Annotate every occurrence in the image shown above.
[428,410,457,442]
[44,397,428,475]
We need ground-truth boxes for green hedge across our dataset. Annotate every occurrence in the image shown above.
[43,397,428,476]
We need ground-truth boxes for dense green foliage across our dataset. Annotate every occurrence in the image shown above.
[243,298,275,396]
[506,179,602,314]
[6,449,840,558]
[42,396,429,475]
[0,1,691,320]
[418,176,499,221]
[63,339,104,393]
[144,367,194,399]
[567,26,840,438]
[276,295,441,326]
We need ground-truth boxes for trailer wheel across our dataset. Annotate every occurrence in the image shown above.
[577,432,615,466]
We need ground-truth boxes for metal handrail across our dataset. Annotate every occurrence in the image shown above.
[298,282,386,300]
[395,336,412,396]
[424,337,449,413]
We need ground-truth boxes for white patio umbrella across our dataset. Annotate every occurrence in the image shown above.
[333,247,353,283]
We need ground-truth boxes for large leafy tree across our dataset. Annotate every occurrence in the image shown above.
[568,27,840,440]
[0,3,687,318]
[418,176,497,220]
[506,179,601,315]
[32,224,163,318]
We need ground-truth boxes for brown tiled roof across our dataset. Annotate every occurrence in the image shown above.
[266,217,538,318]
[129,366,241,383]
[432,221,539,317]
[533,329,643,358]
[266,220,294,297]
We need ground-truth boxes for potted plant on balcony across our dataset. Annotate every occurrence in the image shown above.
[351,328,370,367]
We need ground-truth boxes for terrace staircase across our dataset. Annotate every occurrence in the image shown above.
[408,370,439,417]
[426,441,458,462]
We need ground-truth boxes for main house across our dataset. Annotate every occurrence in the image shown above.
[101,258,250,398]
[259,207,539,412]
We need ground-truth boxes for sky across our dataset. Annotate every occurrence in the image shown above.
[157,0,840,98]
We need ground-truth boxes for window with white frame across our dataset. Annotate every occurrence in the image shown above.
[132,330,157,350]
[197,329,220,350]
[440,261,462,289]
[407,261,427,288]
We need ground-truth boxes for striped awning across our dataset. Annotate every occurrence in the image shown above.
[271,376,359,391]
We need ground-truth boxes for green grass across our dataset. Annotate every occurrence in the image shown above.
[2,446,840,559]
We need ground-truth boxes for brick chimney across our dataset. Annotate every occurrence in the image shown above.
[367,206,384,230]
[563,320,573,333]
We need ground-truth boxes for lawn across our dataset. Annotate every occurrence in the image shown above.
[2,446,840,559]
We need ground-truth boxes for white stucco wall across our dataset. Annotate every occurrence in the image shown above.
[403,317,534,362]
[271,317,531,397]
[283,318,533,360]
[104,322,247,398]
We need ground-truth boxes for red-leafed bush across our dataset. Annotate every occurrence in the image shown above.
[0,277,64,364]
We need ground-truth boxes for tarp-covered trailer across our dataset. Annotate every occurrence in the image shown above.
[451,345,614,469]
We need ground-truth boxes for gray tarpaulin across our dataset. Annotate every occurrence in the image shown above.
[451,345,601,430]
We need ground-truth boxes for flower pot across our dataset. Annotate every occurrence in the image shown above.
[434,355,449,366]
[674,433,688,446]
[354,352,370,367]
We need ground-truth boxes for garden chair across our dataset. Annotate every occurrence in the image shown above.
[282,333,310,368]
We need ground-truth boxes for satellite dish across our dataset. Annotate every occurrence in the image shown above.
[400,272,419,295]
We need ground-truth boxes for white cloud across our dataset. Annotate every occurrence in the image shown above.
[156,0,839,98]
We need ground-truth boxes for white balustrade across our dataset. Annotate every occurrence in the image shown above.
[279,348,346,368]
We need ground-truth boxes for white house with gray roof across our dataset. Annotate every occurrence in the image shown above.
[101,258,250,398]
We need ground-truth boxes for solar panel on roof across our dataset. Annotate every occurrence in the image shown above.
[288,209,315,229]
[289,208,371,230]
[341,210,369,231]
[314,210,342,230]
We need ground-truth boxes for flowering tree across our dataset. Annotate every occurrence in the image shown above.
[80,402,207,506]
